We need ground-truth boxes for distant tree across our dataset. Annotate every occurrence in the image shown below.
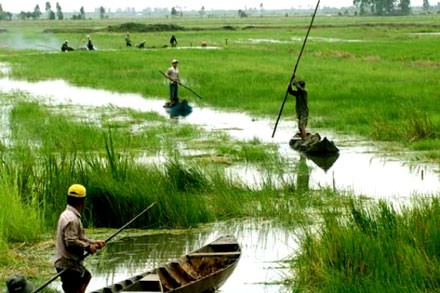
[171,6,178,16]
[423,0,430,11]
[99,6,105,18]
[0,4,12,20]
[80,6,85,19]
[398,0,411,14]
[353,0,370,15]
[56,2,63,19]
[48,10,55,19]
[19,11,29,20]
[238,9,248,17]
[45,2,51,12]
[33,5,42,19]
[199,6,205,17]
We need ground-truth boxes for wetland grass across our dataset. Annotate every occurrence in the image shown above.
[1,15,439,156]
[1,15,440,291]
[292,198,440,292]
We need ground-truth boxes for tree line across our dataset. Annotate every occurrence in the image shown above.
[0,2,107,20]
[353,0,433,15]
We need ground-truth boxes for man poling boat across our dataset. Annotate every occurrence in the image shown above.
[272,0,320,139]
[30,201,157,293]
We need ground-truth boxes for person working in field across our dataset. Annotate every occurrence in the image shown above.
[61,40,74,52]
[166,59,180,105]
[54,184,105,293]
[287,78,309,140]
[169,35,177,47]
[86,35,95,50]
[125,33,132,47]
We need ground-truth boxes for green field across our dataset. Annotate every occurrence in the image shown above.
[1,14,440,292]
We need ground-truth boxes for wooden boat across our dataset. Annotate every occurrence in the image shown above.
[89,235,241,293]
[289,133,339,155]
[163,99,192,117]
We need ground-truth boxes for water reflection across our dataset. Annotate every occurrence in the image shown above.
[49,219,296,293]
[0,74,439,200]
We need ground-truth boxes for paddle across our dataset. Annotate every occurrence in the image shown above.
[32,202,157,293]
[159,70,204,100]
[271,0,321,138]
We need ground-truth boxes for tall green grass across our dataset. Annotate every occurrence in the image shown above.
[291,197,440,292]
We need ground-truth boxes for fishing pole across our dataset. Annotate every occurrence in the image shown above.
[159,70,204,100]
[32,202,157,293]
[271,0,321,138]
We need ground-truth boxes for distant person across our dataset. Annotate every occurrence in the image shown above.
[169,35,177,47]
[136,40,146,49]
[54,184,105,293]
[166,59,180,105]
[86,35,95,50]
[125,33,132,47]
[287,78,309,140]
[61,40,74,52]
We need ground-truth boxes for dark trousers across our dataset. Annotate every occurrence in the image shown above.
[169,83,178,102]
[56,267,91,293]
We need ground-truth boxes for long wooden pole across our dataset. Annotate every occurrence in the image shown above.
[271,0,321,138]
[32,202,157,293]
[159,71,204,100]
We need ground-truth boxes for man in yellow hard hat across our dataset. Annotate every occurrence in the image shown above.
[54,184,105,293]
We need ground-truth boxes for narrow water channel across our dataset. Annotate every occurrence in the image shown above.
[1,76,439,201]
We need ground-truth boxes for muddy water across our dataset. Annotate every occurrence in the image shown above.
[1,75,440,292]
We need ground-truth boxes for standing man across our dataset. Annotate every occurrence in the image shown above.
[54,184,105,293]
[166,59,180,105]
[86,35,95,50]
[287,79,309,140]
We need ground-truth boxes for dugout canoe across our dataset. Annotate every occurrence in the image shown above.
[289,132,339,155]
[90,235,241,293]
[163,99,192,118]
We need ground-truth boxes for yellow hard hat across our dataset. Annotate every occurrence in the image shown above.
[68,184,86,198]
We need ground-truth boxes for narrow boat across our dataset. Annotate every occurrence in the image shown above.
[289,132,339,155]
[89,235,241,293]
[163,99,192,118]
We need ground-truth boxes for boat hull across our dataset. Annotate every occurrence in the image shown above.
[163,100,192,117]
[289,133,339,155]
[90,235,241,293]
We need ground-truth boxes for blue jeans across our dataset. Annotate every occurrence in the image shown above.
[169,83,178,102]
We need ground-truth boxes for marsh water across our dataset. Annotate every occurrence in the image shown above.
[1,73,440,292]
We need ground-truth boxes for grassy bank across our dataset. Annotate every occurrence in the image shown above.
[291,197,440,292]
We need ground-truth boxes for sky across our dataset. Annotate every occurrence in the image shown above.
[0,0,425,13]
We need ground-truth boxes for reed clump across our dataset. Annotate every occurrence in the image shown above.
[292,197,440,292]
